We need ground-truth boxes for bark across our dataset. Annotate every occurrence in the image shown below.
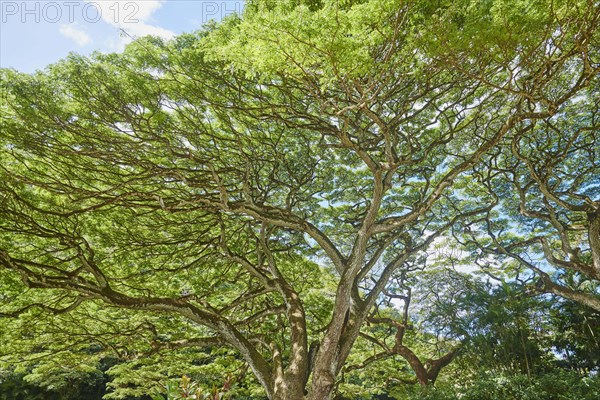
[395,345,459,386]
[542,277,600,313]
[588,211,600,278]
[307,290,350,399]
[424,348,460,384]
[396,345,430,385]
[278,290,308,400]
[259,229,310,400]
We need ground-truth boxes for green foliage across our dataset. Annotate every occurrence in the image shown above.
[550,299,600,372]
[206,0,407,84]
[415,370,600,400]
[150,375,234,400]
[0,366,108,400]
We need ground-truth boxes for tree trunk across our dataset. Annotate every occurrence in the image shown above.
[307,369,336,400]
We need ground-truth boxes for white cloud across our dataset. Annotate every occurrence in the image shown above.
[59,23,92,46]
[123,22,174,40]
[86,0,174,50]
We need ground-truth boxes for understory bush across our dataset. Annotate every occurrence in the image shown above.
[413,370,600,400]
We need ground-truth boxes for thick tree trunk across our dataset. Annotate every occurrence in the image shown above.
[275,299,309,400]
[269,332,309,397]
[272,381,306,400]
[307,371,336,400]
[307,276,359,400]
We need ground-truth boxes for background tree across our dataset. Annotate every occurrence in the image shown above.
[549,297,600,373]
[412,270,600,400]
[1,0,599,399]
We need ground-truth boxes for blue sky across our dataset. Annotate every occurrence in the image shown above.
[1,1,244,73]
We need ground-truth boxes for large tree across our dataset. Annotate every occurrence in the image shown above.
[1,0,598,399]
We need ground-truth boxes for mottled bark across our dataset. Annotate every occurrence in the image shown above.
[588,211,600,278]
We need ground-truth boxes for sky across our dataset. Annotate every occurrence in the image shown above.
[0,0,244,73]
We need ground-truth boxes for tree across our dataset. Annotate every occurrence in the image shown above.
[1,0,598,399]
[458,79,600,311]
[550,298,600,373]
[410,272,600,400]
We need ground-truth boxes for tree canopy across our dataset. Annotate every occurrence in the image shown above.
[1,0,599,399]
